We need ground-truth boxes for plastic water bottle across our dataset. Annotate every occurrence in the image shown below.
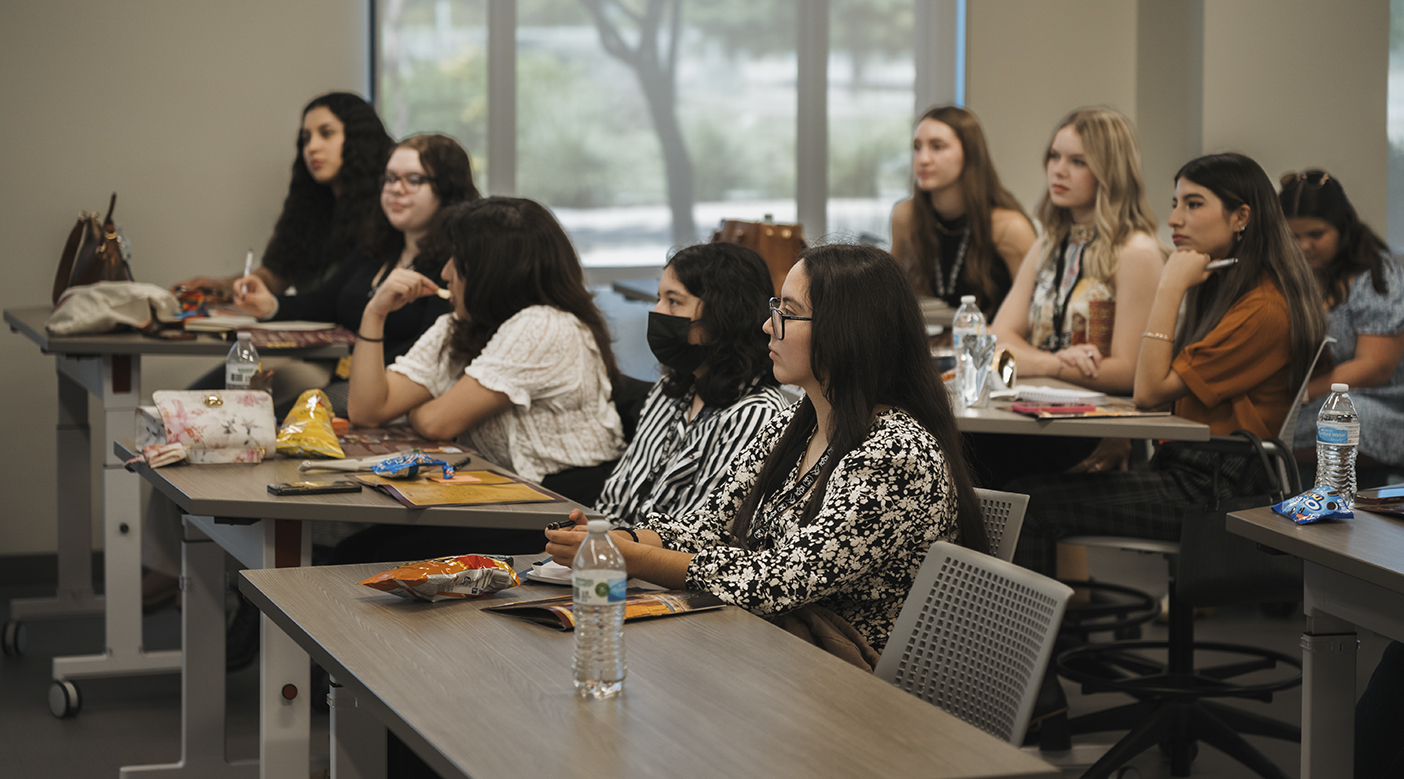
[572,519,626,698]
[225,332,260,390]
[952,295,985,409]
[1315,383,1360,508]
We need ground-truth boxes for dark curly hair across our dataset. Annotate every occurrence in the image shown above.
[261,92,393,291]
[658,242,779,406]
[365,133,481,277]
[436,197,622,395]
[1278,169,1392,309]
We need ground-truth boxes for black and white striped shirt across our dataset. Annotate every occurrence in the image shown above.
[594,380,792,528]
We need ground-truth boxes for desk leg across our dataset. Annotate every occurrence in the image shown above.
[329,679,387,779]
[120,521,256,778]
[260,519,312,779]
[1301,607,1357,779]
[8,365,104,623]
[52,354,181,683]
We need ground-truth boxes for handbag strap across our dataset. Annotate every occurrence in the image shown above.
[52,217,86,305]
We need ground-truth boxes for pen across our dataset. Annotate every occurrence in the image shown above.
[1206,258,1237,270]
[240,249,253,294]
[545,519,577,530]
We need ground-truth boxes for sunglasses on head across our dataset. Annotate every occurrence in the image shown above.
[1280,170,1330,190]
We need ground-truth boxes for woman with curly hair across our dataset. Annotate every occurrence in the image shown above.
[593,242,791,528]
[173,91,393,295]
[230,134,478,413]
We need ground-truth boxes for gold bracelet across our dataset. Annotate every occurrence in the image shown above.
[1142,331,1174,342]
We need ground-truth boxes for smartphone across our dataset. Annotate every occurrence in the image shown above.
[268,480,363,496]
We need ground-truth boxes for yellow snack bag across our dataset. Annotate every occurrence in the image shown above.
[275,389,345,459]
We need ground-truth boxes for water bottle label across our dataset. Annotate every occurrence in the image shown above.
[226,364,257,389]
[1317,423,1359,446]
[573,571,626,605]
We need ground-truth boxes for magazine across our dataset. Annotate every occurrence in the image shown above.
[485,589,725,631]
[1010,397,1171,419]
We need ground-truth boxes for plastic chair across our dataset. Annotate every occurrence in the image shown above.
[875,541,1073,746]
[976,488,1029,563]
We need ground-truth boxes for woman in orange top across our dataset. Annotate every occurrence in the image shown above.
[1010,153,1324,576]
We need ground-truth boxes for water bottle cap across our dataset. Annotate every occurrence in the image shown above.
[1331,383,1349,393]
[960,295,976,303]
[236,331,251,340]
[586,519,610,534]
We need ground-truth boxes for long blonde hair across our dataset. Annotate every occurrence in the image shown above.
[1034,107,1161,281]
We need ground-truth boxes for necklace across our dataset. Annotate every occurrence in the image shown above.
[931,228,971,299]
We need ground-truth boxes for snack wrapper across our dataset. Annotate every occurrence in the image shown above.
[1272,486,1354,524]
[360,554,519,602]
[276,389,345,459]
[371,452,453,480]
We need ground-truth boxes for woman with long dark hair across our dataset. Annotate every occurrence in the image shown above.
[1279,170,1404,473]
[890,105,1036,317]
[1010,153,1326,576]
[229,133,477,412]
[174,92,393,295]
[594,242,790,528]
[548,244,986,655]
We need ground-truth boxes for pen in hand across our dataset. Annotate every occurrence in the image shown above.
[240,249,253,295]
[545,519,577,531]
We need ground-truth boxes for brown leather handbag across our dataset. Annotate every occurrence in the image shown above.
[52,193,133,305]
[712,218,805,297]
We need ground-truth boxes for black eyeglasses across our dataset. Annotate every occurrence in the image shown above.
[379,172,435,191]
[768,297,812,340]
[1280,170,1330,190]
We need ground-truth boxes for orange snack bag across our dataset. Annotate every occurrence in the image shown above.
[360,554,519,602]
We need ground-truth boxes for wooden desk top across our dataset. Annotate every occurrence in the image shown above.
[1227,504,1404,596]
[955,378,1210,441]
[115,441,586,529]
[5,306,347,359]
[240,563,1059,779]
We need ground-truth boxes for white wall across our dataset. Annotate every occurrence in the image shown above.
[0,1,368,555]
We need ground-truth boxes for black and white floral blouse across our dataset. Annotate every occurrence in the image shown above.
[637,404,961,652]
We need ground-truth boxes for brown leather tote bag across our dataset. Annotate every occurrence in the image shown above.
[52,193,133,305]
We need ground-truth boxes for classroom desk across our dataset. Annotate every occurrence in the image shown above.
[116,442,590,779]
[3,307,346,691]
[239,562,1061,779]
[953,378,1211,441]
[1226,502,1404,779]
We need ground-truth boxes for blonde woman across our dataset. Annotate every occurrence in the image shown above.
[971,108,1165,490]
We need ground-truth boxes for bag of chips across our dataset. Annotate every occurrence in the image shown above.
[371,451,453,480]
[276,389,345,459]
[360,554,519,602]
[1272,485,1354,525]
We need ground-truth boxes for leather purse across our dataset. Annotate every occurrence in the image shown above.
[136,390,277,464]
[713,219,805,297]
[53,193,133,305]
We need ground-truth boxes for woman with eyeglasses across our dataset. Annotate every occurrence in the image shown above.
[890,105,1037,318]
[593,242,790,529]
[173,92,393,297]
[1009,153,1325,577]
[547,244,987,659]
[1279,170,1404,477]
[229,134,475,412]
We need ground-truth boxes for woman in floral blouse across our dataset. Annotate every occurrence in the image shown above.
[547,243,987,653]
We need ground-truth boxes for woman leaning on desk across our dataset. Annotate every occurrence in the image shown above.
[173,92,393,296]
[971,107,1166,490]
[227,134,475,413]
[890,105,1037,318]
[1008,152,1326,577]
[547,243,988,658]
[1279,170,1404,480]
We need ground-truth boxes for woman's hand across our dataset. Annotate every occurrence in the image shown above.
[1055,343,1103,379]
[1161,249,1215,293]
[231,275,277,319]
[544,509,590,566]
[365,268,441,320]
[1066,438,1133,474]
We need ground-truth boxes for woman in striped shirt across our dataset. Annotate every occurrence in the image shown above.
[594,242,791,528]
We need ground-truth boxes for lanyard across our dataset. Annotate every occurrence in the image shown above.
[1049,235,1084,345]
[932,228,971,299]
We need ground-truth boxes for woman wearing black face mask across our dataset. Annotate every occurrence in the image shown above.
[594,243,791,528]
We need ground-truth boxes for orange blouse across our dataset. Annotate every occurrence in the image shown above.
[1171,277,1294,438]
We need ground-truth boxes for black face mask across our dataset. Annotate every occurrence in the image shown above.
[647,311,705,374]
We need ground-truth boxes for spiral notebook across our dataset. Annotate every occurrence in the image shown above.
[1015,385,1107,405]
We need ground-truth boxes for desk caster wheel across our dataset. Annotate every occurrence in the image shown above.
[49,680,81,719]
[2,620,24,656]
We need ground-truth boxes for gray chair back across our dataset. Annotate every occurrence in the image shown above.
[976,488,1029,563]
[874,541,1073,745]
[1276,335,1335,450]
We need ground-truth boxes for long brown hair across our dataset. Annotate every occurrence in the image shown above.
[1034,107,1162,281]
[902,105,1027,311]
[1173,154,1325,391]
[366,134,481,277]
[1278,170,1392,309]
[729,244,987,556]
